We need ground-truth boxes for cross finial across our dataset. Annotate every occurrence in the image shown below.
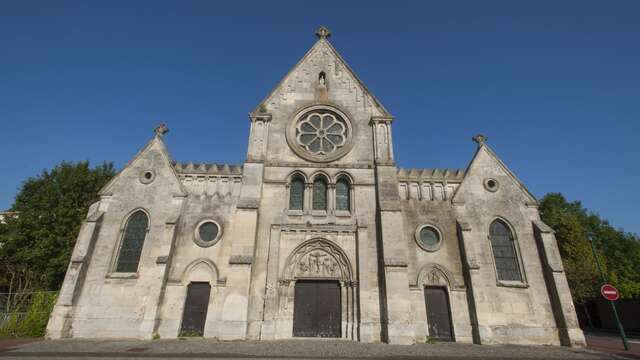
[315,26,331,39]
[154,122,169,137]
[472,134,487,146]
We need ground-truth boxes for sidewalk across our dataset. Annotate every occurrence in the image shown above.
[0,338,623,359]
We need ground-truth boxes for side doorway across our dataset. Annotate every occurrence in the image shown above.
[424,286,454,341]
[180,282,211,336]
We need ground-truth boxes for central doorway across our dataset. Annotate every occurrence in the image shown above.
[293,280,341,337]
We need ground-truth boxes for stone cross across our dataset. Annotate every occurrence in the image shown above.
[154,123,169,137]
[315,26,331,39]
[472,134,487,145]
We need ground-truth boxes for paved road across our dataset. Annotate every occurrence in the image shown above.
[0,338,622,360]
[585,331,640,359]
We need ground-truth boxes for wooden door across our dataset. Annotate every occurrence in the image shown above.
[180,282,211,336]
[424,286,453,341]
[293,281,341,337]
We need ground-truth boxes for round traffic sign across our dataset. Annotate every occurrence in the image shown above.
[601,284,620,301]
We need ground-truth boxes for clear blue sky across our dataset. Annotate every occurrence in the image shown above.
[1,1,638,235]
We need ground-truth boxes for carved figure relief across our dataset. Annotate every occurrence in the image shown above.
[283,238,352,281]
[296,250,339,277]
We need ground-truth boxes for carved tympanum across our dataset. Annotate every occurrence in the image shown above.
[283,238,352,281]
[296,250,339,278]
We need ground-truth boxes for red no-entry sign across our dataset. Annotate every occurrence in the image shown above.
[601,284,620,301]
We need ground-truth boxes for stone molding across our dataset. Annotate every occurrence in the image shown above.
[229,255,254,265]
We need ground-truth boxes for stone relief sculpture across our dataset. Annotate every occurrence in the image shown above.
[283,238,352,281]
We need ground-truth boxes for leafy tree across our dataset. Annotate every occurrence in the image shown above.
[0,161,115,291]
[539,193,640,301]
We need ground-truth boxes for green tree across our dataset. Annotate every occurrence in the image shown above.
[0,161,115,291]
[539,193,640,301]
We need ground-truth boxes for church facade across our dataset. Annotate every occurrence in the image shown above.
[47,28,585,346]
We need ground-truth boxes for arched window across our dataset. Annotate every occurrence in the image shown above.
[115,210,149,273]
[289,176,305,210]
[312,177,327,211]
[335,177,350,211]
[489,219,522,282]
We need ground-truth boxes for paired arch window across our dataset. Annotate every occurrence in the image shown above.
[289,175,305,210]
[335,177,350,211]
[115,210,149,273]
[489,219,522,282]
[287,174,352,212]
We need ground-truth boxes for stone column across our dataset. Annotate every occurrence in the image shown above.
[456,220,482,344]
[533,220,586,347]
[370,115,414,344]
[46,205,103,339]
[235,113,271,339]
[260,225,282,339]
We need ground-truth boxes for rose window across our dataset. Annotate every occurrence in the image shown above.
[295,112,347,156]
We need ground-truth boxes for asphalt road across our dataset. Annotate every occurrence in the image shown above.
[0,334,635,360]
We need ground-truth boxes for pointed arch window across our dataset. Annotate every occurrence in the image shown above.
[312,177,328,211]
[489,219,522,282]
[289,176,305,211]
[335,177,351,211]
[115,210,149,273]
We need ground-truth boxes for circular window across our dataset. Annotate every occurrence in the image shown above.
[415,225,442,252]
[194,220,222,247]
[139,170,156,184]
[483,178,499,192]
[286,105,354,162]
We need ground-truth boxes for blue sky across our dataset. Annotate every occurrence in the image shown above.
[1,1,638,234]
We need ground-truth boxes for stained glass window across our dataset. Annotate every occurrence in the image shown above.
[490,220,522,282]
[296,112,347,156]
[115,210,148,273]
[289,176,305,210]
[336,178,350,211]
[312,177,327,211]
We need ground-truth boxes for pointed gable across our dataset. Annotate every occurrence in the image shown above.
[452,139,537,206]
[254,28,390,117]
[99,134,186,198]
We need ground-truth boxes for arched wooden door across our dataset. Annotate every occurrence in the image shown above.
[424,286,453,341]
[180,282,211,336]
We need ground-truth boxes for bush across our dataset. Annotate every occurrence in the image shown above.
[0,292,57,338]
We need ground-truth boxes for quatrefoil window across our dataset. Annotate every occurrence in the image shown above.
[296,112,347,155]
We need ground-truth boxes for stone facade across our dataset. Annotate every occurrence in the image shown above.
[46,28,585,347]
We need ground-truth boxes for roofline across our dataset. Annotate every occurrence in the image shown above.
[251,37,392,117]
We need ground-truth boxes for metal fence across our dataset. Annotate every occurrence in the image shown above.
[0,290,58,335]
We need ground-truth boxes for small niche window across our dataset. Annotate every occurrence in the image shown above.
[335,177,351,211]
[319,71,326,86]
[194,220,222,247]
[289,175,305,210]
[490,219,522,282]
[115,210,149,273]
[312,177,328,211]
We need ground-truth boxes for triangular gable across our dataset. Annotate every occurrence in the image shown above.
[451,143,538,205]
[253,37,391,117]
[99,134,187,197]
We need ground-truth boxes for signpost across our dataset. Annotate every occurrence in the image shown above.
[588,235,629,351]
[601,284,620,301]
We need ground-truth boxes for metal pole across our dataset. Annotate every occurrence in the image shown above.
[588,235,629,351]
